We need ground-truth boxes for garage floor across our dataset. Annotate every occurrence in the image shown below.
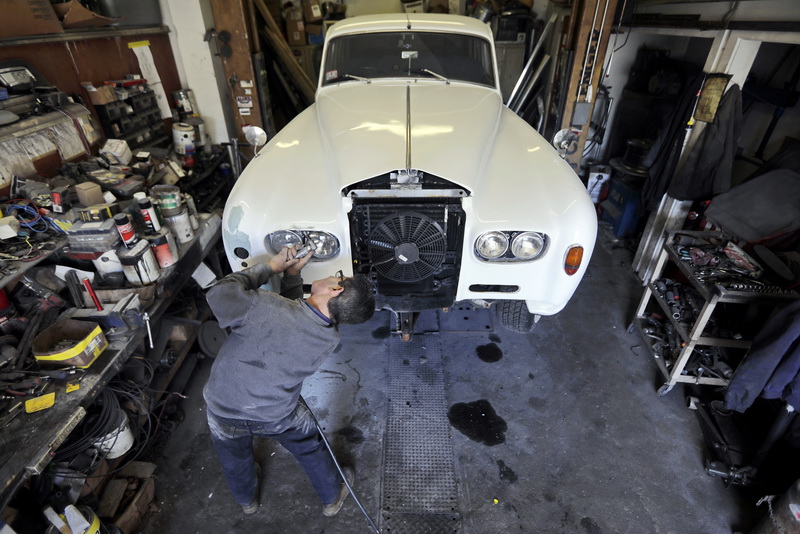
[139,226,766,534]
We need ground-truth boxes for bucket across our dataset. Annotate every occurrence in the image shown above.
[117,239,160,286]
[92,410,134,459]
[151,184,183,217]
[44,506,103,534]
[172,122,195,155]
[164,208,194,244]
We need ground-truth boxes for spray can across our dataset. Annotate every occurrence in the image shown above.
[113,213,137,248]
[183,193,199,230]
[134,192,162,233]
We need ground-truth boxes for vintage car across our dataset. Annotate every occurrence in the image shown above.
[221,13,597,337]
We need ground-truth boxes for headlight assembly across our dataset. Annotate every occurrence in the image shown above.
[511,232,546,260]
[474,231,547,262]
[306,231,340,259]
[475,231,508,260]
[267,230,340,260]
[268,230,303,251]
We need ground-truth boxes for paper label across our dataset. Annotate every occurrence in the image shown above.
[26,393,56,413]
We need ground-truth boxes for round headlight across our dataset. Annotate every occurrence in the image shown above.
[268,230,303,252]
[511,232,546,260]
[475,231,509,260]
[306,231,340,259]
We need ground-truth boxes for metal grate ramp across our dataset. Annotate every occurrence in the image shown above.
[381,335,461,533]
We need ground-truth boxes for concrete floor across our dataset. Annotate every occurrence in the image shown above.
[139,227,765,534]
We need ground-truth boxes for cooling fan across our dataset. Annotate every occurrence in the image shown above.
[367,212,446,282]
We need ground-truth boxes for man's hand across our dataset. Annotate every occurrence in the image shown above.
[268,246,313,275]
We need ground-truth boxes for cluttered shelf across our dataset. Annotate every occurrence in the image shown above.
[633,230,799,396]
[0,210,221,512]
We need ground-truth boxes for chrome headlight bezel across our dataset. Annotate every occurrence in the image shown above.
[474,231,548,262]
[266,230,340,260]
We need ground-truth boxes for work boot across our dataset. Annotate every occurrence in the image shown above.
[242,463,262,514]
[322,466,353,517]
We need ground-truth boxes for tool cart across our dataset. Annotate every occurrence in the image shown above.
[631,230,799,396]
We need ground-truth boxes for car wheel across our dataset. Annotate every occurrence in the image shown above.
[493,300,537,333]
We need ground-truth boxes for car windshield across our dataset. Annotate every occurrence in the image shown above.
[322,31,495,87]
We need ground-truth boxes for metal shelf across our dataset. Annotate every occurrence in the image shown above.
[633,232,798,395]
[0,26,169,48]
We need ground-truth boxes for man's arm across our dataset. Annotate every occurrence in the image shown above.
[206,263,274,328]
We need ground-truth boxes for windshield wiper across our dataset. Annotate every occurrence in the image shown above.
[327,73,371,84]
[410,68,450,84]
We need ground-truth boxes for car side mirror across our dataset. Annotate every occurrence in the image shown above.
[243,125,268,157]
[552,128,580,159]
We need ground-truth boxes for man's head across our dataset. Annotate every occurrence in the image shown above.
[310,271,375,325]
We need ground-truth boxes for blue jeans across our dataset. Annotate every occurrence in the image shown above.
[207,402,342,506]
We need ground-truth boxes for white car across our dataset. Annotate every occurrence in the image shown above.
[221,14,597,336]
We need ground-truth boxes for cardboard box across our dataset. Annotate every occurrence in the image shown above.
[306,23,324,45]
[285,7,305,46]
[402,0,425,13]
[84,84,117,106]
[101,139,132,165]
[0,0,63,38]
[51,1,117,29]
[75,182,105,206]
[303,0,322,22]
[32,320,108,369]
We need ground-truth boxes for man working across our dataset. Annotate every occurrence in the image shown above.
[203,246,375,516]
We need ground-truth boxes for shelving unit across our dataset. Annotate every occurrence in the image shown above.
[94,89,168,150]
[633,231,799,396]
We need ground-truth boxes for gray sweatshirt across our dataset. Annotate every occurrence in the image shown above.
[203,263,340,423]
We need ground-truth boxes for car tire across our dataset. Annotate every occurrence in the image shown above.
[493,300,537,333]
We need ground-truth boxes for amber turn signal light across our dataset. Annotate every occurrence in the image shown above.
[564,246,583,275]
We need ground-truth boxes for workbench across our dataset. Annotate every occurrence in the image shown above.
[0,212,221,511]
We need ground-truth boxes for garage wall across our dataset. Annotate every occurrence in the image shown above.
[160,0,232,145]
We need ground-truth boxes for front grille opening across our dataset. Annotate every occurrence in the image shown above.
[468,284,519,293]
[349,198,465,311]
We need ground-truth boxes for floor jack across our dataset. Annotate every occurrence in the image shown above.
[687,396,797,487]
[299,396,380,534]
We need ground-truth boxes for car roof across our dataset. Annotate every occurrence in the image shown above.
[325,13,495,42]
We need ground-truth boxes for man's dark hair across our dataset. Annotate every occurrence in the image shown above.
[328,275,375,325]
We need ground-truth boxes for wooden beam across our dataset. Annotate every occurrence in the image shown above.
[208,0,264,141]
[560,0,620,173]
[252,0,316,104]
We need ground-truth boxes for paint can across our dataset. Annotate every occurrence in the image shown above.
[117,239,160,286]
[172,122,195,155]
[91,249,124,276]
[145,228,179,268]
[163,207,194,244]
[113,213,137,248]
[185,116,206,147]
[152,184,183,217]
[134,192,162,233]
[172,89,198,118]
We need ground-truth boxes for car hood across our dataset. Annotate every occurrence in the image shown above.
[315,82,502,190]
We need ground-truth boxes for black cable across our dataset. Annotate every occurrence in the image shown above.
[299,396,380,534]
